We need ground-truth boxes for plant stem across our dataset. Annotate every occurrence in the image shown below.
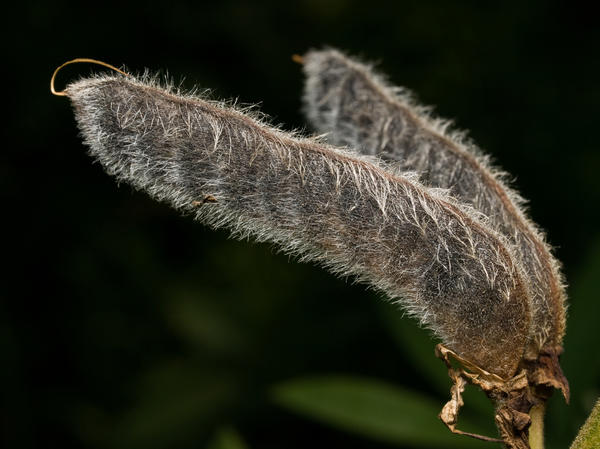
[529,404,545,449]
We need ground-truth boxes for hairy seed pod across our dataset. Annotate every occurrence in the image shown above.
[63,74,533,379]
[300,49,567,391]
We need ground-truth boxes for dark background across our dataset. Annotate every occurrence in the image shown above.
[3,1,599,448]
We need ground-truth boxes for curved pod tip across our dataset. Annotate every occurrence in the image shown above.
[50,58,129,96]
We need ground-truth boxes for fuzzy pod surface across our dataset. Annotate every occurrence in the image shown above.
[301,49,567,371]
[65,74,533,379]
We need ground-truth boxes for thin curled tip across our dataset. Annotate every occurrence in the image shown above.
[50,58,129,96]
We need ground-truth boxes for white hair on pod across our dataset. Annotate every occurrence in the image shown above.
[65,73,531,379]
[58,59,571,447]
[300,48,566,361]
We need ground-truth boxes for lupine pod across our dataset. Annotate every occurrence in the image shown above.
[300,49,567,392]
[64,74,532,379]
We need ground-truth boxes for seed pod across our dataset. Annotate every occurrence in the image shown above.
[300,49,568,391]
[62,73,532,379]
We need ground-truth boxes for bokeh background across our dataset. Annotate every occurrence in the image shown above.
[3,1,599,448]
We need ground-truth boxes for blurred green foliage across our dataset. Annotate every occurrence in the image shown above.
[207,427,249,449]
[272,376,491,448]
[3,1,599,448]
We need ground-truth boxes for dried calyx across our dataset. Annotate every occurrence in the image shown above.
[436,344,567,449]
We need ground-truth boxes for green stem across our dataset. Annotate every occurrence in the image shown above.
[529,404,545,449]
